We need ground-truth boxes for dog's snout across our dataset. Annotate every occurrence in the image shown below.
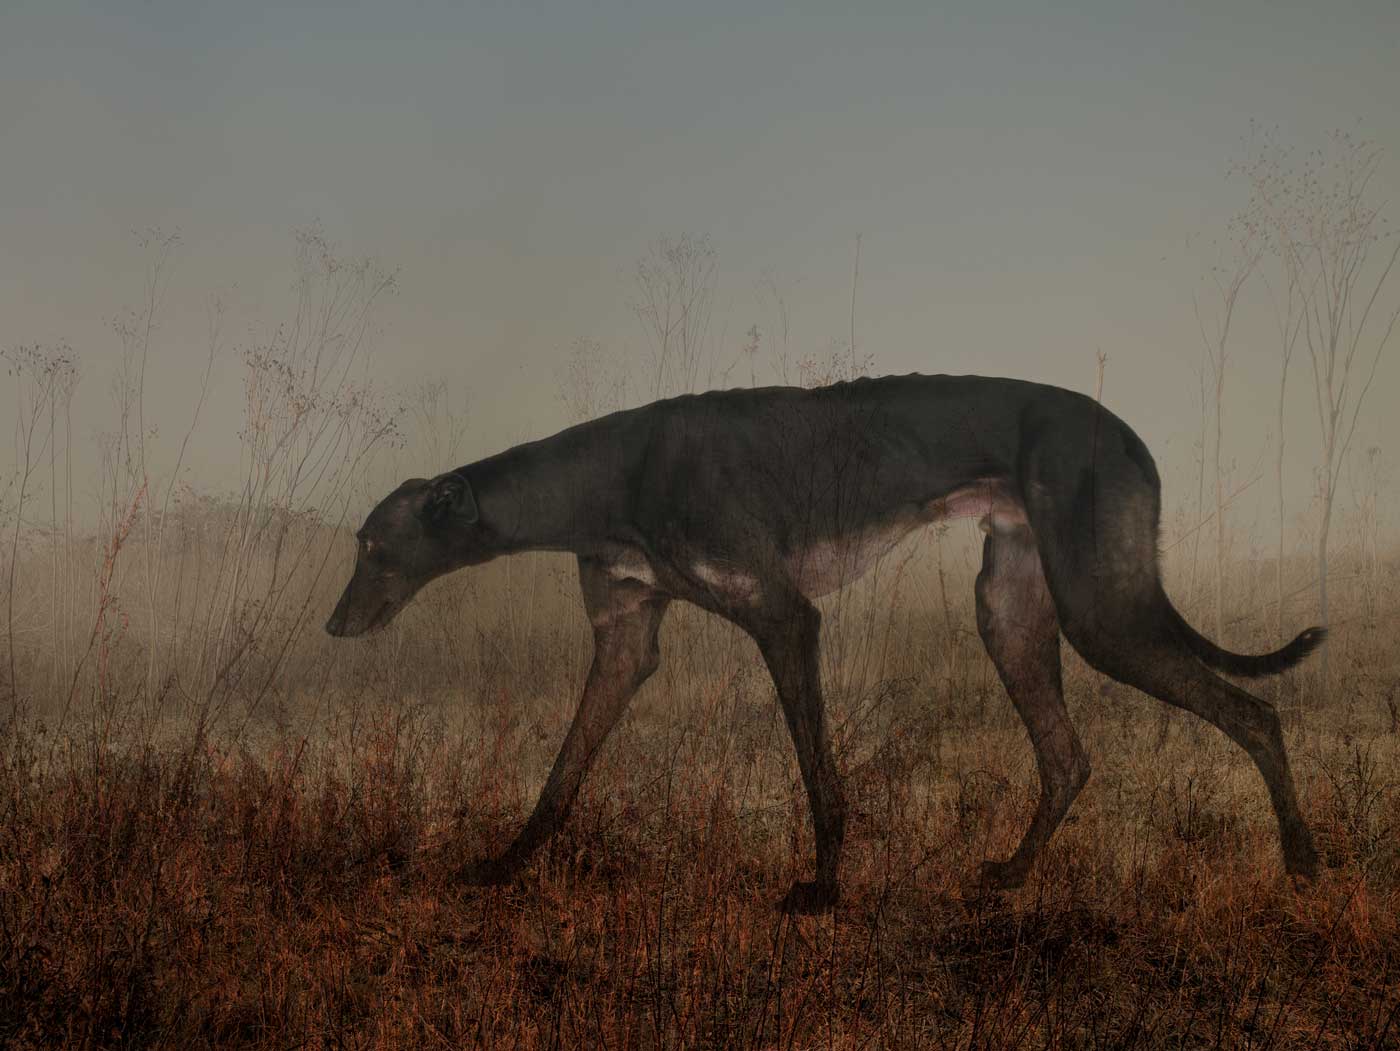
[326,587,354,637]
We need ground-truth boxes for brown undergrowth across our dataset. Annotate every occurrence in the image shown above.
[6,227,1398,1049]
[4,599,1400,1050]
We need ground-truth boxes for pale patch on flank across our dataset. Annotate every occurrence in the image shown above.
[692,560,763,604]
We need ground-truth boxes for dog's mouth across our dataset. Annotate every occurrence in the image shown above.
[361,601,394,634]
[326,599,397,638]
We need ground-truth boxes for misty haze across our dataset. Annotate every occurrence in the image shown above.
[3,3,1399,1048]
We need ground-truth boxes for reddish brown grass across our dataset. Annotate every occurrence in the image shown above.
[4,607,1400,1050]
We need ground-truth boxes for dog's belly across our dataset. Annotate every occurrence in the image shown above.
[788,478,1028,599]
[785,524,917,598]
[604,480,1029,605]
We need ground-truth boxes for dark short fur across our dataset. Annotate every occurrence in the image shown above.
[328,374,1325,912]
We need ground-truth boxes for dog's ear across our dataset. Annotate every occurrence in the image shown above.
[421,471,479,525]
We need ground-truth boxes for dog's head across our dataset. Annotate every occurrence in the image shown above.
[325,472,481,637]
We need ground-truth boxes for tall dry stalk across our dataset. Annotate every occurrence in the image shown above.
[1236,127,1321,638]
[1240,129,1399,680]
[631,234,718,400]
[2,345,78,713]
[758,271,793,385]
[1193,225,1262,642]
[3,229,406,745]
[1348,445,1386,619]
[189,227,401,732]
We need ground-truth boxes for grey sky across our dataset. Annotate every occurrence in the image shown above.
[3,0,1398,532]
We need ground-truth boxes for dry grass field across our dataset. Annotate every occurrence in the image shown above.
[3,506,1399,1049]
[3,246,1398,1047]
[5,6,1399,1044]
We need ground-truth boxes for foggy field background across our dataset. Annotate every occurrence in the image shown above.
[3,184,1400,1048]
[2,1,1400,1035]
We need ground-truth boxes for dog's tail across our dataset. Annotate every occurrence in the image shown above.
[1164,597,1327,677]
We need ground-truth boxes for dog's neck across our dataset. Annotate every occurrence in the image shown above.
[455,430,622,558]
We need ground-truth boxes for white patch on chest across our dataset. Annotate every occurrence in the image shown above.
[603,548,657,587]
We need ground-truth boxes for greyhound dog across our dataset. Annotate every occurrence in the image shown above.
[326,373,1324,913]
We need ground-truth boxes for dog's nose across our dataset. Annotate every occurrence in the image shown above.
[325,614,346,636]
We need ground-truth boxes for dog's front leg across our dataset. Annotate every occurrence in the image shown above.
[462,560,668,885]
[744,594,847,913]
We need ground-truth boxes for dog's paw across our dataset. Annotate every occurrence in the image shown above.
[459,855,519,887]
[961,858,1025,900]
[1283,827,1321,884]
[1285,849,1321,885]
[777,879,840,915]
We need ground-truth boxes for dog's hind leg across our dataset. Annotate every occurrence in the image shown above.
[462,557,668,884]
[1012,416,1321,881]
[1069,631,1319,880]
[973,521,1089,891]
[1023,467,1319,880]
